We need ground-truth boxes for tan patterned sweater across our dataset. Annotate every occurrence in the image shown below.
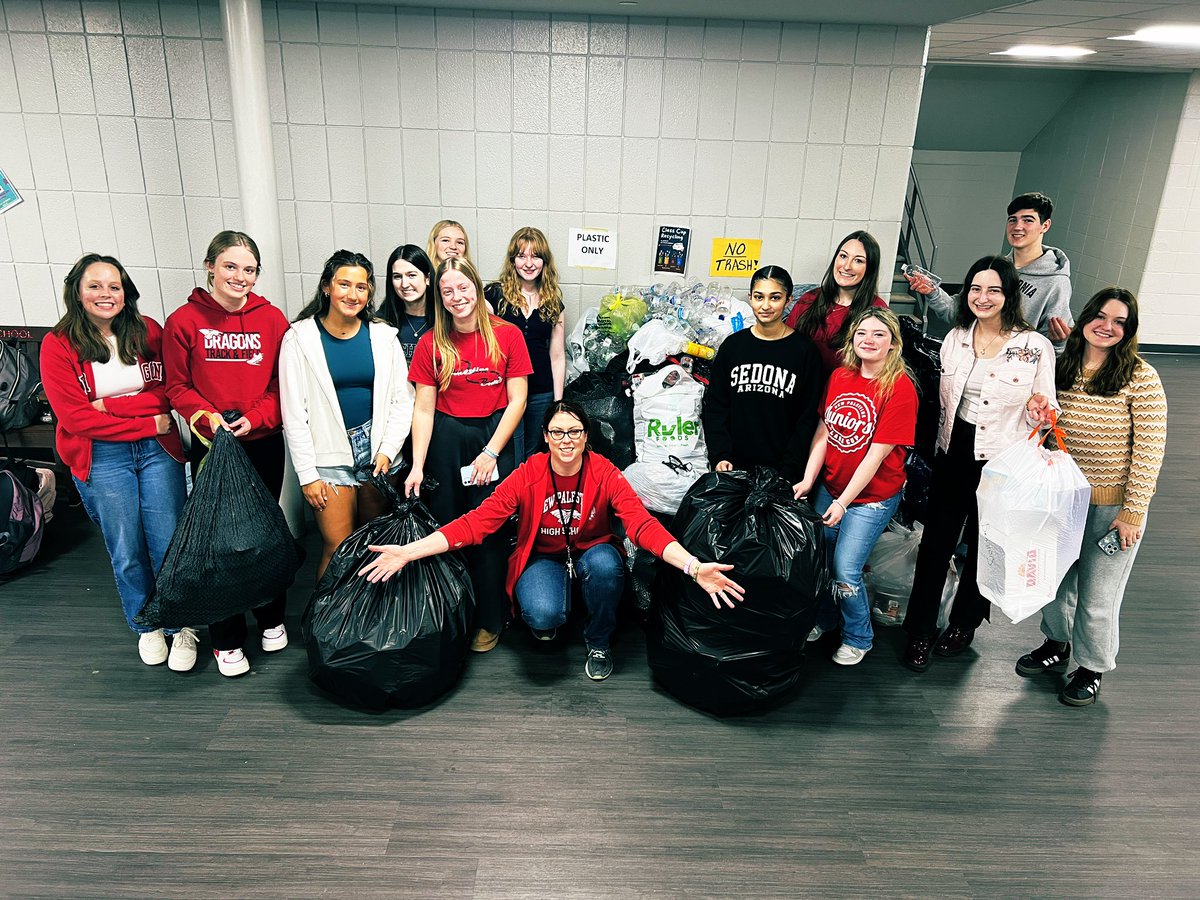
[1056,360,1167,526]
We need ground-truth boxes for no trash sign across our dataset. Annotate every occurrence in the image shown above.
[567,228,617,270]
[710,237,762,278]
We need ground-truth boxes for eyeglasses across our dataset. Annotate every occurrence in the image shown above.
[546,428,585,442]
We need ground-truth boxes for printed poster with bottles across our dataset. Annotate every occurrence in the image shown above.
[654,225,690,276]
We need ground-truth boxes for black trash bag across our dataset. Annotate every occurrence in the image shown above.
[563,369,635,469]
[898,451,933,526]
[899,316,943,464]
[135,428,302,629]
[302,479,475,710]
[646,468,832,716]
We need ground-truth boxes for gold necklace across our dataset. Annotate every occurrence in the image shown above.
[974,329,1005,358]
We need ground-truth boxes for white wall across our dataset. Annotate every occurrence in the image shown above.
[1140,70,1200,347]
[0,1,928,328]
[1011,70,1188,318]
[910,148,1019,283]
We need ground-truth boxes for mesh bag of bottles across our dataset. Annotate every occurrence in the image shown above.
[646,468,831,716]
[136,427,302,629]
[302,479,475,710]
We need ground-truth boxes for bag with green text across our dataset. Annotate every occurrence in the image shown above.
[623,363,707,514]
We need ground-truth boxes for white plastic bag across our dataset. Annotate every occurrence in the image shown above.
[624,363,707,513]
[866,521,957,629]
[976,428,1091,623]
[566,307,598,383]
[626,318,686,372]
[623,455,702,516]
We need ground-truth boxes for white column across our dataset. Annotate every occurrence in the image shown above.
[220,0,303,534]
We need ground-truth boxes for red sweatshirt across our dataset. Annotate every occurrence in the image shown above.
[40,318,185,481]
[163,288,290,440]
[439,451,676,605]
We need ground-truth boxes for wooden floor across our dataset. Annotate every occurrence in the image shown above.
[2,355,1198,899]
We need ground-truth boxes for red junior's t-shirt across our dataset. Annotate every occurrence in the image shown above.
[409,316,534,418]
[533,469,584,555]
[820,367,918,503]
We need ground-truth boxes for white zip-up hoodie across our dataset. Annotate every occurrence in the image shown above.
[279,318,414,486]
[937,323,1058,460]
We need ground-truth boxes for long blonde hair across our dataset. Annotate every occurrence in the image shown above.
[431,257,507,391]
[426,219,472,266]
[495,227,563,323]
[838,306,910,400]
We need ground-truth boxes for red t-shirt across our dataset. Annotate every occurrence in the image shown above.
[409,317,534,418]
[533,469,584,555]
[820,367,918,503]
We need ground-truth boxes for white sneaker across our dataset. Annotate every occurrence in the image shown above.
[167,627,199,672]
[138,629,168,665]
[806,625,827,643]
[833,644,868,666]
[261,625,288,653]
[214,648,250,677]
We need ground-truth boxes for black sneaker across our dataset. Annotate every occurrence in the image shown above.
[1060,667,1102,707]
[530,627,557,642]
[1016,640,1071,677]
[584,647,614,681]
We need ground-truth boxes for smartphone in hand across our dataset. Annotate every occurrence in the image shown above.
[1097,528,1120,556]
[460,464,500,487]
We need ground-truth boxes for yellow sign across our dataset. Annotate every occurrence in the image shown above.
[709,237,762,278]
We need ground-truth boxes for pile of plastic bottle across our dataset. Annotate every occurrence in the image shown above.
[568,280,752,379]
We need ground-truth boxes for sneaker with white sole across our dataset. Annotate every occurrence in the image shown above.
[806,625,828,643]
[833,644,868,666]
[214,647,250,677]
[261,625,288,653]
[584,647,614,681]
[138,629,168,665]
[167,627,199,672]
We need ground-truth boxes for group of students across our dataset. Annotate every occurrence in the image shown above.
[43,193,1167,706]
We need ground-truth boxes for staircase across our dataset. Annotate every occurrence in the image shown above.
[891,165,937,323]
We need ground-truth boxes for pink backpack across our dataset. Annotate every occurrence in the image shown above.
[0,467,45,574]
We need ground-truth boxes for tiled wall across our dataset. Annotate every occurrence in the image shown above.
[910,149,1020,284]
[0,0,928,327]
[1011,70,1189,323]
[1140,70,1200,347]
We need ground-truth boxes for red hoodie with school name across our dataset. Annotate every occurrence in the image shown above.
[40,317,185,481]
[163,288,291,440]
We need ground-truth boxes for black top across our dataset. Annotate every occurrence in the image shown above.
[395,311,431,365]
[701,327,823,482]
[486,282,555,395]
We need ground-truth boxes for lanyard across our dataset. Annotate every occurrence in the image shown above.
[548,456,586,579]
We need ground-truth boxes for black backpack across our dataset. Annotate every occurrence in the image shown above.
[0,340,41,433]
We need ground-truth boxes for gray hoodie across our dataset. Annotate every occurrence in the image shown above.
[925,246,1073,352]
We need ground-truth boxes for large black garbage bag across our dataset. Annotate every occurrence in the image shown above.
[898,451,933,526]
[646,468,832,716]
[136,428,301,629]
[302,480,475,709]
[563,369,635,469]
[899,316,943,464]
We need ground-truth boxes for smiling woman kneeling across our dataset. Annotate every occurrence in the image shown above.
[360,401,744,681]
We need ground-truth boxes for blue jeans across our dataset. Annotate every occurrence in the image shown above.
[74,438,187,634]
[514,391,554,464]
[515,543,624,650]
[814,485,902,650]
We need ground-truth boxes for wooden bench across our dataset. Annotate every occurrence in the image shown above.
[1,324,59,468]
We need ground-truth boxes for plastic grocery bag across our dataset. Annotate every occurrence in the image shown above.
[976,423,1091,623]
[622,454,702,516]
[866,521,958,629]
[137,427,301,629]
[630,364,707,465]
[563,370,635,469]
[303,479,474,709]
[566,307,598,383]
[597,291,647,339]
[646,468,832,716]
[626,318,686,372]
